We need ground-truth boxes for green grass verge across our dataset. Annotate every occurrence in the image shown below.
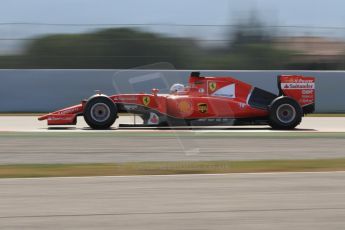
[1,159,344,178]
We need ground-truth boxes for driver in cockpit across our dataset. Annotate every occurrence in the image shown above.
[170,83,185,94]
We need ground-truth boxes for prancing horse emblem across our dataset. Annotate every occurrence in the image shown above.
[209,82,217,91]
[142,96,150,106]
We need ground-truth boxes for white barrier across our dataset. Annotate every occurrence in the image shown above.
[0,69,343,112]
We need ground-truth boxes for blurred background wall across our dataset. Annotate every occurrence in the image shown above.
[0,69,344,113]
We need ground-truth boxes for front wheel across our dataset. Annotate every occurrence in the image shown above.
[83,96,117,129]
[268,96,303,130]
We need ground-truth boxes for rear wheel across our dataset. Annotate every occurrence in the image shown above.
[268,97,302,130]
[84,96,117,129]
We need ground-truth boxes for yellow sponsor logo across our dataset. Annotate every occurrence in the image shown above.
[142,96,150,106]
[209,82,217,91]
[198,103,208,113]
[178,101,192,115]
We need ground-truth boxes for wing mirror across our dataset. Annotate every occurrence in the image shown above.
[152,88,159,96]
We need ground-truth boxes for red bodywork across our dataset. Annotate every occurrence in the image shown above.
[38,73,315,126]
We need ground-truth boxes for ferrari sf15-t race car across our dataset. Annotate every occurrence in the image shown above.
[38,72,315,130]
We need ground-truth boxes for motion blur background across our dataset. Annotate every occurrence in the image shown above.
[1,0,345,70]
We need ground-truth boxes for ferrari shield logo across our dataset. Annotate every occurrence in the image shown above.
[142,96,150,106]
[198,103,208,113]
[209,82,217,91]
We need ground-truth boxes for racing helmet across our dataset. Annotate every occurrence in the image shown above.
[170,83,185,93]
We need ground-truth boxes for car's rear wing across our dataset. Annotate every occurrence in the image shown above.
[277,75,315,114]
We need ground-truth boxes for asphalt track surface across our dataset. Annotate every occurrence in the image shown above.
[0,116,345,164]
[0,172,344,230]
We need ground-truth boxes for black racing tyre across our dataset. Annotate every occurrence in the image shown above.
[268,96,303,130]
[83,96,117,129]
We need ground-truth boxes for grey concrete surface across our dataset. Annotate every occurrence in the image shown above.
[0,172,344,230]
[0,116,345,164]
[0,69,345,113]
[0,134,345,164]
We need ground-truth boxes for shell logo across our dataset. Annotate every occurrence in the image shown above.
[178,101,192,115]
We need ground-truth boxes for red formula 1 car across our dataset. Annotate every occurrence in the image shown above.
[38,72,315,130]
